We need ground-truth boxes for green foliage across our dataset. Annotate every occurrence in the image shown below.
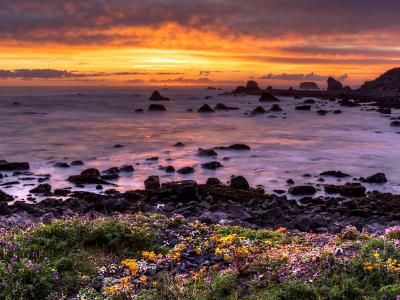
[214,225,288,244]
[0,218,162,299]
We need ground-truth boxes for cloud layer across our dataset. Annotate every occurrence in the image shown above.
[1,1,400,45]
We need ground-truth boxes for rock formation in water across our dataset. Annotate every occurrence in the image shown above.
[358,67,400,96]
[327,77,344,92]
[299,82,319,90]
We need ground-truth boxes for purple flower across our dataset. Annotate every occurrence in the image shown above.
[52,270,60,281]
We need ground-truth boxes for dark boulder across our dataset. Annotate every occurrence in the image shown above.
[340,183,366,197]
[206,177,221,185]
[214,103,239,110]
[198,104,215,113]
[289,185,317,195]
[177,166,195,174]
[303,99,315,104]
[68,168,113,185]
[29,184,52,194]
[230,175,250,190]
[269,104,282,112]
[391,121,400,127]
[259,92,280,102]
[198,148,218,157]
[144,176,160,190]
[360,173,387,184]
[320,170,350,178]
[148,104,166,111]
[149,91,169,101]
[0,162,30,171]
[165,166,175,173]
[0,202,12,215]
[54,162,70,168]
[251,106,267,115]
[295,105,311,111]
[215,144,251,150]
[120,165,134,172]
[0,190,13,202]
[71,160,84,166]
[201,161,223,170]
[233,80,261,95]
[317,110,328,115]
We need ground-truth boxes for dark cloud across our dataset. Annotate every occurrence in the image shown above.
[280,46,400,57]
[0,69,150,79]
[149,77,212,83]
[259,72,348,82]
[0,69,88,79]
[155,72,186,75]
[1,1,400,45]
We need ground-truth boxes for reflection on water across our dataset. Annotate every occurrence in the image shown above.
[0,86,400,200]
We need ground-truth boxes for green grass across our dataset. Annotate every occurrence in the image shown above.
[0,218,163,299]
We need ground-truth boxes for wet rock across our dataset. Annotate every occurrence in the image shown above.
[0,162,30,171]
[334,110,343,114]
[120,165,134,172]
[320,170,350,178]
[230,175,250,190]
[148,104,167,111]
[0,202,12,215]
[378,108,391,114]
[198,148,218,157]
[53,188,71,196]
[287,179,295,184]
[54,162,70,168]
[135,108,144,112]
[289,185,317,195]
[113,144,123,148]
[391,121,400,127]
[317,110,328,115]
[71,160,84,166]
[259,92,280,102]
[201,161,223,170]
[174,142,185,147]
[149,90,169,101]
[144,176,160,190]
[146,156,159,161]
[165,166,175,173]
[327,183,366,197]
[251,106,267,115]
[295,105,311,111]
[68,168,113,185]
[340,99,359,107]
[177,167,195,174]
[303,99,316,104]
[214,103,239,110]
[29,184,52,194]
[101,173,119,180]
[269,104,282,112]
[198,104,215,113]
[360,173,387,184]
[206,177,221,185]
[215,144,251,150]
[0,190,13,202]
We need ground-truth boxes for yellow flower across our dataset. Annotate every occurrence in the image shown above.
[195,247,202,255]
[121,259,138,276]
[276,227,287,233]
[373,252,380,259]
[139,275,148,285]
[142,251,162,262]
[152,281,159,287]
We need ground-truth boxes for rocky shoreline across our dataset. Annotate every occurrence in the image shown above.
[1,167,400,234]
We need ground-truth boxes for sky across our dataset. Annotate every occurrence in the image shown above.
[1,0,400,87]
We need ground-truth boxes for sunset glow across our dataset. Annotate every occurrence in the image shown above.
[1,1,400,87]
